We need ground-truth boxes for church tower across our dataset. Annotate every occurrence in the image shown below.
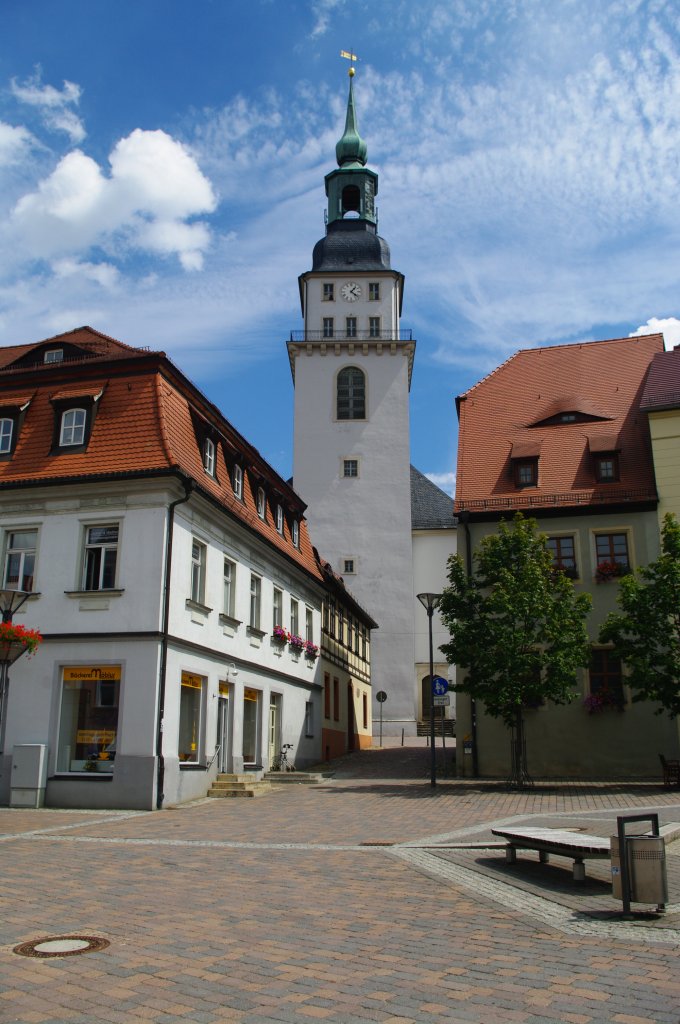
[288,69,417,735]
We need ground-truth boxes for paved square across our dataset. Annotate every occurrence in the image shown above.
[1,745,680,1024]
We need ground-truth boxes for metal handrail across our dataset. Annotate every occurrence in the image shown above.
[206,744,220,770]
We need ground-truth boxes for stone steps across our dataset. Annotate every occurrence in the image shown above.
[263,771,334,785]
[207,773,273,798]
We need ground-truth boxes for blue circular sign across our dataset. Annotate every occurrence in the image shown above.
[431,676,448,696]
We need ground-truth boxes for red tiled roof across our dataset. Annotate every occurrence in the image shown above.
[640,347,680,411]
[0,326,160,372]
[455,334,663,514]
[0,329,323,584]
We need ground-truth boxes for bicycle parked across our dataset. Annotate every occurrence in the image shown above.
[271,743,296,772]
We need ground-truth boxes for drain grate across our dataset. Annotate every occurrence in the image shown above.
[13,935,110,958]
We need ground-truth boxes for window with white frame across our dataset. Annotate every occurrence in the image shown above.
[44,348,64,363]
[368,282,380,301]
[0,418,13,454]
[292,520,299,547]
[276,504,284,533]
[191,540,206,604]
[305,606,313,643]
[203,438,215,476]
[273,586,283,630]
[257,487,266,519]
[4,529,37,591]
[290,597,299,637]
[369,316,381,338]
[345,316,357,339]
[323,317,334,338]
[83,525,118,591]
[323,283,334,301]
[250,574,261,630]
[56,666,120,773]
[343,458,358,478]
[179,672,204,763]
[343,558,355,575]
[232,463,243,499]
[60,407,87,446]
[223,558,236,617]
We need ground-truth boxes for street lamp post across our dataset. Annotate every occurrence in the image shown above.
[0,589,33,756]
[417,592,441,788]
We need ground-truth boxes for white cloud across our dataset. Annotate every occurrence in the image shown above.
[309,0,345,38]
[630,317,680,351]
[0,122,32,167]
[52,257,120,289]
[426,472,456,497]
[10,71,85,143]
[9,129,216,271]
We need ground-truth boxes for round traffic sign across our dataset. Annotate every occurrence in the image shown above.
[431,676,448,696]
[376,690,387,703]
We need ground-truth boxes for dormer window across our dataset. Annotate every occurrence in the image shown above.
[514,459,538,487]
[50,385,103,453]
[595,454,619,483]
[276,504,284,534]
[44,349,64,364]
[232,464,243,500]
[256,487,266,519]
[0,418,13,454]
[292,520,299,548]
[60,408,87,446]
[203,438,215,476]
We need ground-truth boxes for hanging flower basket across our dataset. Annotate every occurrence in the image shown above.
[272,625,289,644]
[0,622,42,661]
[595,561,630,583]
[288,634,305,652]
[304,641,319,659]
[583,687,625,713]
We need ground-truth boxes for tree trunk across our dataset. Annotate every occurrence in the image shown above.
[508,707,533,788]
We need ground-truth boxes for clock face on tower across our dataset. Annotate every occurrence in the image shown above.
[341,282,362,302]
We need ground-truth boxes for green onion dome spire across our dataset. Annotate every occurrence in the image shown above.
[335,70,368,168]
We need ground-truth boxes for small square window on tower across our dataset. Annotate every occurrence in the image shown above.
[343,458,358,478]
[343,558,355,574]
[323,283,334,301]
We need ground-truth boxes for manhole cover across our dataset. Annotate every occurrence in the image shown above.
[13,935,109,958]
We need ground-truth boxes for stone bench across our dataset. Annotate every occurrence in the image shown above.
[491,826,611,880]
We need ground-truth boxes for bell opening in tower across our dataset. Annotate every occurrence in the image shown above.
[342,185,361,216]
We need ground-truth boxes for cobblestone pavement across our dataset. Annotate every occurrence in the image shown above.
[1,745,680,1024]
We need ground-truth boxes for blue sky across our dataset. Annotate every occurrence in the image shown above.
[1,1,680,495]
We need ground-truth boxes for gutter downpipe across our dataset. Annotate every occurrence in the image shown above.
[458,510,479,778]
[155,475,194,810]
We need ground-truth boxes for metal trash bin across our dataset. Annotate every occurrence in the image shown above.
[611,834,668,905]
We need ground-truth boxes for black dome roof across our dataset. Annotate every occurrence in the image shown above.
[311,220,391,271]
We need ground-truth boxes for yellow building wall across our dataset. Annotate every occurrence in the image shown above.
[648,409,680,523]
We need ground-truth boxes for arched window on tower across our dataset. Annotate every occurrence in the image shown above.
[337,367,366,420]
[341,184,361,218]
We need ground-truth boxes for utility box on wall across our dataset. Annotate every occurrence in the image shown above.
[11,744,48,808]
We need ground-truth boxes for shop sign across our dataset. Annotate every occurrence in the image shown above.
[63,666,121,682]
[76,729,116,745]
[181,672,203,689]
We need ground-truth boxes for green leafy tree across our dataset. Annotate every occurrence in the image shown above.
[600,513,680,716]
[439,513,592,786]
